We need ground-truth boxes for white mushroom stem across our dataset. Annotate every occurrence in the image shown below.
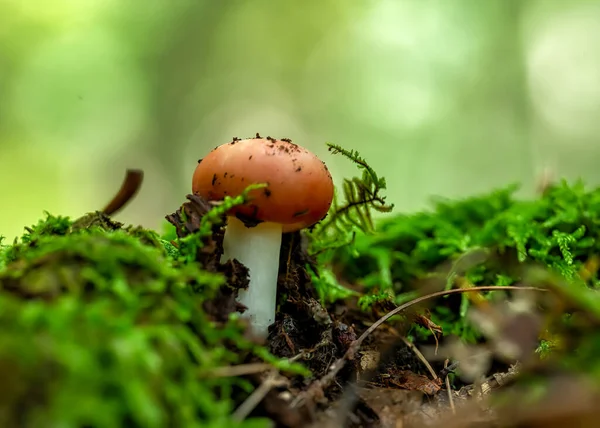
[221,216,283,338]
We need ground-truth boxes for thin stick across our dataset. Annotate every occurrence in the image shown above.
[231,370,286,421]
[445,359,456,414]
[102,169,144,216]
[354,286,544,358]
[400,336,438,380]
[204,348,312,379]
[291,285,545,408]
[201,362,273,378]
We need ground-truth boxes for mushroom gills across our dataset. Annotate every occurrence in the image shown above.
[221,216,283,337]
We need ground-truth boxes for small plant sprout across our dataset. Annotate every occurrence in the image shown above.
[192,136,334,337]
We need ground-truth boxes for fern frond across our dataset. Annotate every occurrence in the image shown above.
[316,143,394,235]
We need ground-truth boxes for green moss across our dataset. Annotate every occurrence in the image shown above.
[0,207,293,428]
[325,179,600,341]
[302,150,600,388]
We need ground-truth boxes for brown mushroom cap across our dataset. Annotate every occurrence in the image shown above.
[192,137,334,233]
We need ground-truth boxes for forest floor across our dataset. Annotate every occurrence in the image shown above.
[2,155,600,428]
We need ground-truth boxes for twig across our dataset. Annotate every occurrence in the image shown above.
[438,361,460,379]
[334,336,412,427]
[201,363,273,378]
[379,325,438,381]
[445,359,456,414]
[231,370,287,421]
[291,285,545,408]
[352,286,544,363]
[400,336,438,380]
[203,348,314,379]
[102,169,144,216]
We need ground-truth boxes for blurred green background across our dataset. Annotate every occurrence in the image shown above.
[1,0,600,241]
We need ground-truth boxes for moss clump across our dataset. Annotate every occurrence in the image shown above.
[327,180,600,342]
[0,211,279,428]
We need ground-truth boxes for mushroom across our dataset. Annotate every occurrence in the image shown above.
[192,136,334,337]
